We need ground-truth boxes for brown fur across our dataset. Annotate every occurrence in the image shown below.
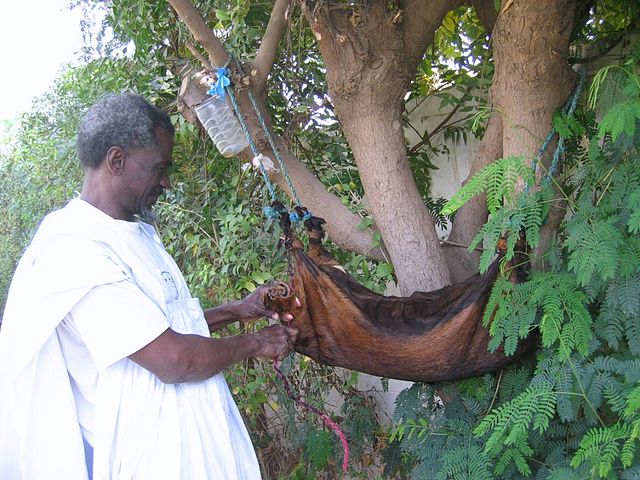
[264,220,536,383]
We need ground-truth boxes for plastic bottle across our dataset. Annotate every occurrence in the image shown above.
[194,95,249,157]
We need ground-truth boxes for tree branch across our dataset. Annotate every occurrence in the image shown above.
[402,0,464,76]
[185,42,212,70]
[471,0,498,35]
[170,0,387,261]
[445,114,503,282]
[168,0,229,67]
[407,87,472,156]
[253,0,292,91]
[268,138,389,260]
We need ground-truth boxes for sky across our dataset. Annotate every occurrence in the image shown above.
[0,0,84,121]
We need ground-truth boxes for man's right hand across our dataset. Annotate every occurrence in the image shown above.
[252,325,298,360]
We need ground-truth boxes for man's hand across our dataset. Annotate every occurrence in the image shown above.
[240,284,300,323]
[130,325,299,384]
[204,282,301,333]
[251,325,299,359]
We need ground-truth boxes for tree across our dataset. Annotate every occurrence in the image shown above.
[109,1,640,477]
[164,0,577,295]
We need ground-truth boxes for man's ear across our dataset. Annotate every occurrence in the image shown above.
[106,146,125,175]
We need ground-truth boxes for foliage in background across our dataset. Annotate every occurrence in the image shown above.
[405,5,492,229]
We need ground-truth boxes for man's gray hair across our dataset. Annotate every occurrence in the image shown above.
[77,93,175,169]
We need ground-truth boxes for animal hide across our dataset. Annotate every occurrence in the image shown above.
[264,216,536,383]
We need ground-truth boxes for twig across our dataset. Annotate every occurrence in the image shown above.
[168,0,229,66]
[440,239,484,252]
[486,370,503,414]
[185,42,212,70]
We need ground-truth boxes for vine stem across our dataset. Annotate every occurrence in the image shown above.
[273,358,350,475]
[486,370,503,415]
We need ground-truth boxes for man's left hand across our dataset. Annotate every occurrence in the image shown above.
[240,284,299,323]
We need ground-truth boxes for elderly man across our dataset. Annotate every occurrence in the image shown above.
[0,93,298,479]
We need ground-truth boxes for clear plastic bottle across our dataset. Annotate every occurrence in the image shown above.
[194,95,249,157]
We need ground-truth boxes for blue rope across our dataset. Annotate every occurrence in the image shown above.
[228,55,304,208]
[207,56,311,223]
[544,69,586,185]
[531,69,587,187]
[207,67,231,99]
[209,68,278,207]
[244,87,303,207]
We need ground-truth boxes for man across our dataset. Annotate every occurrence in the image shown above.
[0,93,298,479]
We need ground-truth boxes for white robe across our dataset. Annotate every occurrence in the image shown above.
[0,198,261,479]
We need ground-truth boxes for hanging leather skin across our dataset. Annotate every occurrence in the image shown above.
[264,217,536,383]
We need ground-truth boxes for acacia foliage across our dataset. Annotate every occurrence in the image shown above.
[388,52,640,480]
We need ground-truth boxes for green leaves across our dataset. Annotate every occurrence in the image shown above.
[435,445,494,480]
[571,422,634,477]
[470,189,546,273]
[590,64,640,142]
[399,48,640,480]
[341,396,377,458]
[442,155,534,216]
[304,429,333,470]
[599,100,640,141]
[439,154,548,273]
[565,216,623,287]
[485,273,592,360]
[474,383,557,475]
[627,188,640,233]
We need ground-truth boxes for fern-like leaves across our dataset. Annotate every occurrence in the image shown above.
[435,445,494,480]
[598,100,640,141]
[442,155,534,216]
[484,272,592,359]
[564,215,623,286]
[474,383,557,475]
[570,422,633,477]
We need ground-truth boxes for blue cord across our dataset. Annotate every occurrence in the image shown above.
[207,67,231,99]
[206,55,311,222]
[531,69,586,188]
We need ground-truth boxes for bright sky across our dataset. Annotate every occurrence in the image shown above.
[0,0,84,121]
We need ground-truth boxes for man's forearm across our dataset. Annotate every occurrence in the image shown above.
[130,328,260,383]
[204,300,260,332]
[129,325,297,384]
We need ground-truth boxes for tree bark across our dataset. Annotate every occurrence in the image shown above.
[492,0,576,170]
[491,0,577,261]
[302,0,460,294]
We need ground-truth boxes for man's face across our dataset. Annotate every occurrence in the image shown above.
[121,127,174,220]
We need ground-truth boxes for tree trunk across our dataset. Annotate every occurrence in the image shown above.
[344,98,450,294]
[492,0,576,173]
[491,0,577,260]
[303,0,459,293]
[445,115,503,282]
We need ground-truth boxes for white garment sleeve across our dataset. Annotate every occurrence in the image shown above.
[69,280,170,370]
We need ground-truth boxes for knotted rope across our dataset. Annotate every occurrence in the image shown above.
[208,61,311,224]
[205,59,348,474]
